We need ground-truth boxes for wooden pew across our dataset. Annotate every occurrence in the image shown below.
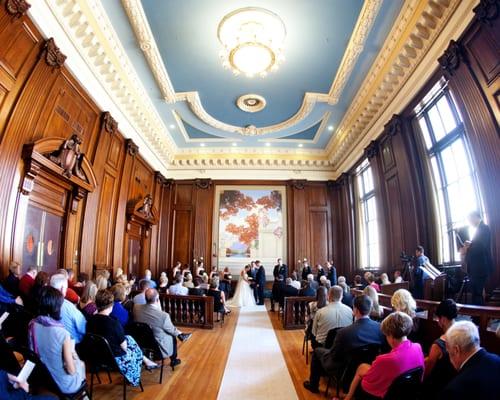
[352,289,500,354]
[380,281,409,295]
[283,296,315,330]
[160,294,214,329]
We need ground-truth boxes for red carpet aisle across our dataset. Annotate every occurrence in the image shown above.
[217,305,298,400]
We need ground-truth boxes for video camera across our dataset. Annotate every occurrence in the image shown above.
[400,251,414,263]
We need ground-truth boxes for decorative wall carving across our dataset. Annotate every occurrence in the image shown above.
[438,40,465,76]
[473,0,500,24]
[102,112,118,135]
[5,0,31,17]
[42,38,66,69]
[49,134,86,179]
[289,180,306,190]
[194,179,212,190]
[383,115,403,137]
[364,140,379,159]
[126,139,139,156]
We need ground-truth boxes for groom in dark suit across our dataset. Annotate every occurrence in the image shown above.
[255,260,266,305]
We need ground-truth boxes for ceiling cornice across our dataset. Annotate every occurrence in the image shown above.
[326,0,475,171]
[121,0,383,136]
[39,0,177,165]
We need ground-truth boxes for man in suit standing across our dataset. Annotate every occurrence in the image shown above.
[255,260,266,305]
[326,260,337,286]
[303,295,384,394]
[464,211,493,305]
[248,261,258,302]
[133,289,192,368]
[442,321,500,399]
[316,264,326,282]
[273,258,288,281]
[301,260,312,281]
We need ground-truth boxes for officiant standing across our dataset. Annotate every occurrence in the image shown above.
[255,260,266,306]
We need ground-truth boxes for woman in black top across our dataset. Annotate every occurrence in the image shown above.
[423,299,458,398]
[86,290,158,386]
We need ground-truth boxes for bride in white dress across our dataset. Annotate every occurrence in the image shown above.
[227,265,256,308]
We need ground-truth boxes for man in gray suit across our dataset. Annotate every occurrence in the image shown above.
[303,294,384,394]
[133,289,192,368]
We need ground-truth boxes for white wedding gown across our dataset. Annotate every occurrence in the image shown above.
[227,271,256,308]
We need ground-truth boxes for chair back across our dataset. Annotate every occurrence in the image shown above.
[384,367,423,400]
[1,308,34,347]
[17,346,62,394]
[341,343,381,392]
[80,333,119,374]
[126,322,163,361]
[324,327,342,349]
[0,333,20,374]
[189,287,207,296]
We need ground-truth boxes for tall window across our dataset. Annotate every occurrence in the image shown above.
[356,159,380,269]
[414,79,483,264]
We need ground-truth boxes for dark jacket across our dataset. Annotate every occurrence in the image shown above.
[299,284,316,297]
[441,348,500,400]
[466,222,493,278]
[315,317,384,374]
[302,266,312,281]
[273,264,288,280]
[256,265,266,285]
[327,266,337,286]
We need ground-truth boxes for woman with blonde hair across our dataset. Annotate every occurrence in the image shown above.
[78,281,97,318]
[391,288,417,318]
[96,275,108,291]
[363,285,383,319]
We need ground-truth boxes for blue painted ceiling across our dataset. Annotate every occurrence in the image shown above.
[102,0,403,149]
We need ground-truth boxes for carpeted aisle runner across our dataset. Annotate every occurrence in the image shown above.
[217,305,298,400]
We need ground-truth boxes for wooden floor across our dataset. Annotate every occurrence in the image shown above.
[88,302,331,400]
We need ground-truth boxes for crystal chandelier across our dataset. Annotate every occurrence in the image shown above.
[217,7,286,78]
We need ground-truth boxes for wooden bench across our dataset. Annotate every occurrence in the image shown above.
[283,296,315,330]
[380,281,409,295]
[160,294,214,329]
[352,289,500,354]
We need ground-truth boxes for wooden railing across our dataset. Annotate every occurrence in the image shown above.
[352,289,500,354]
[380,282,409,295]
[283,296,315,330]
[160,294,214,329]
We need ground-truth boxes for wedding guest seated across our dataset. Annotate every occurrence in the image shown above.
[303,295,384,394]
[363,286,383,320]
[133,279,152,305]
[67,269,83,297]
[3,262,21,297]
[95,275,108,291]
[199,274,210,291]
[319,275,330,289]
[207,278,229,314]
[87,289,159,386]
[423,299,457,398]
[391,288,419,340]
[338,277,353,308]
[133,289,192,368]
[311,286,352,348]
[353,275,363,289]
[442,321,500,400]
[169,274,188,296]
[77,282,97,319]
[0,369,54,400]
[393,270,403,283]
[290,272,301,290]
[342,311,424,400]
[56,269,79,304]
[25,271,49,314]
[300,279,317,297]
[0,282,23,307]
[281,277,300,303]
[271,275,285,312]
[29,286,86,394]
[365,273,380,292]
[113,268,124,285]
[158,272,169,294]
[50,274,86,344]
[183,273,194,289]
[19,266,38,299]
[142,269,157,289]
[307,274,319,291]
[305,286,328,337]
[110,284,130,327]
[380,273,391,285]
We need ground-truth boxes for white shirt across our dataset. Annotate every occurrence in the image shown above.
[394,276,403,283]
[169,283,188,296]
[290,280,301,290]
[312,301,353,344]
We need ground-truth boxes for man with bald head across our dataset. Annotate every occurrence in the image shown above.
[133,288,192,368]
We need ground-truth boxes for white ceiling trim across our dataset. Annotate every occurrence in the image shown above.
[121,0,382,136]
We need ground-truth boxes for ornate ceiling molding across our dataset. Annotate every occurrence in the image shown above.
[121,0,382,136]
[326,0,467,170]
[41,0,176,165]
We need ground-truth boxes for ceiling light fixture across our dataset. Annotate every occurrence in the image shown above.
[265,142,271,147]
[217,7,286,78]
[200,143,206,147]
[169,124,176,129]
[298,143,303,148]
[328,125,334,131]
[232,142,237,147]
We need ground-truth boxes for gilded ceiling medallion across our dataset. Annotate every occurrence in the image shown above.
[236,94,266,113]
